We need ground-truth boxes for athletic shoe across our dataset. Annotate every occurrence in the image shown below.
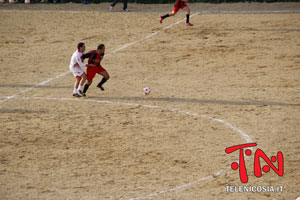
[73,93,81,97]
[110,6,113,12]
[186,22,194,26]
[82,93,86,97]
[97,85,105,91]
[124,8,128,12]
[78,90,83,95]
[160,16,163,24]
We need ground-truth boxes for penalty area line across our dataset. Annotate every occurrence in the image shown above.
[14,96,253,200]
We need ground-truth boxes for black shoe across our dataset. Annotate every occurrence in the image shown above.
[97,85,105,91]
[73,93,81,97]
[82,93,86,97]
[78,90,83,95]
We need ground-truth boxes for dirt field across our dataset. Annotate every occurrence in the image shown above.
[0,2,300,200]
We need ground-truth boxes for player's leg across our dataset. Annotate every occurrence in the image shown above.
[74,76,81,91]
[82,79,92,96]
[83,67,97,96]
[110,0,119,11]
[70,66,84,97]
[160,9,177,23]
[78,73,86,95]
[97,70,110,91]
[183,6,193,26]
[123,0,128,11]
[73,76,82,97]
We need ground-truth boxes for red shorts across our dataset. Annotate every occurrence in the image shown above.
[87,65,106,81]
[173,2,187,13]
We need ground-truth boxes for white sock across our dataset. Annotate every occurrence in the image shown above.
[78,85,82,91]
[73,88,77,94]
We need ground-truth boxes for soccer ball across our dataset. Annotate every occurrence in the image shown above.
[143,87,151,95]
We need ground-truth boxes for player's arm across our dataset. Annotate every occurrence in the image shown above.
[75,56,87,68]
[82,52,93,60]
[81,53,97,67]
[86,64,97,67]
[73,63,95,67]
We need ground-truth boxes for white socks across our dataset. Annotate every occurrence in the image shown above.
[78,85,82,91]
[73,85,83,94]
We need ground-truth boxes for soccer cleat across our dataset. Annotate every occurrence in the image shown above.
[160,16,163,24]
[186,22,194,26]
[97,85,105,91]
[73,93,81,97]
[82,93,86,97]
[110,6,113,12]
[78,90,83,95]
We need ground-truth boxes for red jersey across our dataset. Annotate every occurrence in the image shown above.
[82,50,104,67]
[173,0,187,12]
[83,50,106,81]
[175,0,186,8]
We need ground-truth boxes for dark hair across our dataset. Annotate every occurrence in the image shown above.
[97,44,105,50]
[77,42,85,49]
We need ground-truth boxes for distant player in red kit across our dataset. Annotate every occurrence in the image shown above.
[82,44,110,96]
[160,0,193,26]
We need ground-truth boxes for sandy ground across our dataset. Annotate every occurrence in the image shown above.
[1,2,300,13]
[0,3,300,200]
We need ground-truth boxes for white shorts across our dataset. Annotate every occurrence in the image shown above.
[70,66,84,77]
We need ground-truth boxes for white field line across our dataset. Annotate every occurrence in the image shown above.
[0,13,198,104]
[1,8,298,103]
[14,96,253,200]
[112,12,198,53]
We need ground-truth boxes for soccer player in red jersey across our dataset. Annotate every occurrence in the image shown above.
[81,44,110,96]
[160,0,193,26]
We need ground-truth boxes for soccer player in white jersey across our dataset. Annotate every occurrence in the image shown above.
[69,42,93,97]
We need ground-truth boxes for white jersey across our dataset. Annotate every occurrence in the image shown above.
[69,50,86,77]
[69,50,86,69]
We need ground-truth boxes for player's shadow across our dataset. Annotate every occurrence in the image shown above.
[1,84,299,107]
[89,96,300,107]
